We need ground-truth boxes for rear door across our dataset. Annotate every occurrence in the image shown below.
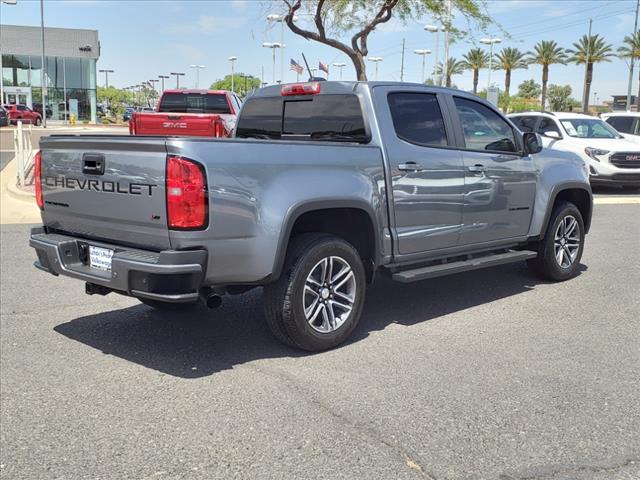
[40,136,171,250]
[374,86,465,254]
[450,96,537,245]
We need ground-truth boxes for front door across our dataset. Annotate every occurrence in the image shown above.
[374,87,465,255]
[452,96,537,245]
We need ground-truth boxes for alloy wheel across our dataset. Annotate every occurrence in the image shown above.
[554,215,581,268]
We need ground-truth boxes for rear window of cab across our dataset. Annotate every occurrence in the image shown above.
[235,94,369,143]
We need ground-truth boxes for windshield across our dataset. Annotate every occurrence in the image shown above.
[560,118,622,139]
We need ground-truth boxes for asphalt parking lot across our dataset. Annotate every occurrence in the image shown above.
[1,203,639,480]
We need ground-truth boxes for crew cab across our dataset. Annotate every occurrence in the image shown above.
[30,82,592,351]
[129,89,240,137]
[509,111,640,190]
[4,104,42,126]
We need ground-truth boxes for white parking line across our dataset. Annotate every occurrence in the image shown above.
[593,197,640,204]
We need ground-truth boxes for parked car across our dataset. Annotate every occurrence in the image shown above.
[128,89,241,137]
[122,107,136,122]
[509,111,640,190]
[4,104,42,126]
[601,112,640,143]
[31,81,592,351]
[0,106,8,127]
[33,102,53,119]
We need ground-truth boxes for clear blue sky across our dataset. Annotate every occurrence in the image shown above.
[1,0,637,103]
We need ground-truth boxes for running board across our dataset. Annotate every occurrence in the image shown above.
[392,250,537,283]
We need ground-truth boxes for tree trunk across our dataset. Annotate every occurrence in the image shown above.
[583,62,593,114]
[637,72,640,111]
[505,69,511,97]
[447,74,452,88]
[541,65,548,111]
[472,69,479,94]
[351,52,367,81]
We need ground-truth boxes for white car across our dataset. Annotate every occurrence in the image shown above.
[509,112,640,190]
[601,112,640,144]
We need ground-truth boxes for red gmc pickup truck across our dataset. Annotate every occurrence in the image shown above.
[129,89,241,137]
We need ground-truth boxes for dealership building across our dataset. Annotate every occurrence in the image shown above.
[1,24,100,123]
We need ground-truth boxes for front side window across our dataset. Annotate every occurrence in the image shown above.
[454,97,517,153]
[387,92,448,147]
[538,117,561,136]
[606,116,635,134]
[560,118,621,139]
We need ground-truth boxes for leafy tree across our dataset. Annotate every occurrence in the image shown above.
[546,84,579,111]
[618,31,640,110]
[528,40,567,111]
[280,0,490,80]
[436,57,465,87]
[567,34,614,113]
[517,79,541,99]
[211,74,261,97]
[494,47,528,96]
[462,48,490,94]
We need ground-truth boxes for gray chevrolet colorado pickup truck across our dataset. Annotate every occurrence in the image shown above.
[30,81,592,351]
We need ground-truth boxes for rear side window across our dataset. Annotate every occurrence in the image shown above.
[236,94,368,143]
[159,93,231,114]
[538,117,561,136]
[454,97,517,153]
[387,92,448,147]
[606,116,635,134]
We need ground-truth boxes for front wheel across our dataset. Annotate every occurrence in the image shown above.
[527,201,585,281]
[263,234,366,351]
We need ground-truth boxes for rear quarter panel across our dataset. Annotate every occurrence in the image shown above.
[166,138,387,284]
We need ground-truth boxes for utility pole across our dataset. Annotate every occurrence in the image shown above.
[40,0,47,128]
[582,19,593,114]
[400,38,405,82]
[626,0,640,111]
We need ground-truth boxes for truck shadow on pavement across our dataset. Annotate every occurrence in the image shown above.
[54,262,586,379]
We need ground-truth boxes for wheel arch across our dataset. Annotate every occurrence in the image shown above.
[271,200,381,282]
[541,184,593,238]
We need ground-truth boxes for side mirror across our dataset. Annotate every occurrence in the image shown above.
[523,132,543,155]
[543,130,561,140]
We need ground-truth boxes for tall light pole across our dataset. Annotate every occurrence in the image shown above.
[333,62,346,80]
[424,25,443,85]
[40,0,47,127]
[413,49,432,83]
[99,69,114,88]
[368,57,383,80]
[626,0,640,110]
[158,75,169,92]
[479,37,501,89]
[228,56,237,92]
[267,14,286,83]
[170,72,185,89]
[262,42,283,84]
[189,64,205,89]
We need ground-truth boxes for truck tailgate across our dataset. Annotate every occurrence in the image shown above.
[132,113,227,137]
[39,135,170,250]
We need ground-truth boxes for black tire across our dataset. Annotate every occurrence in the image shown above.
[139,298,198,311]
[34,117,42,126]
[263,233,366,351]
[527,201,585,281]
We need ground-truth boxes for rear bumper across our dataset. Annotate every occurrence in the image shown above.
[29,227,207,303]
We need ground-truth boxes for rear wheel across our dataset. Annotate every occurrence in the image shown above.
[139,298,198,311]
[527,201,585,281]
[34,117,42,126]
[263,233,366,351]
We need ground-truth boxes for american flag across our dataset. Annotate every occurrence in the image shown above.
[290,59,304,74]
[319,61,329,74]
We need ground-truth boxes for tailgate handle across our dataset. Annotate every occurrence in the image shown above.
[82,153,105,175]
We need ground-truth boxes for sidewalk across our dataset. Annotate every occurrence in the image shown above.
[0,156,41,225]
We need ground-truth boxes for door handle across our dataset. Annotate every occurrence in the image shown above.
[398,162,423,172]
[468,164,486,173]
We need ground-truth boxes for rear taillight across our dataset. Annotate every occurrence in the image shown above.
[213,118,223,138]
[34,150,43,209]
[166,155,207,230]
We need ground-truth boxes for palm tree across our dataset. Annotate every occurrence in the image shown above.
[568,34,615,113]
[528,40,567,111]
[495,47,528,96]
[437,57,466,88]
[462,48,490,94]
[618,31,640,110]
